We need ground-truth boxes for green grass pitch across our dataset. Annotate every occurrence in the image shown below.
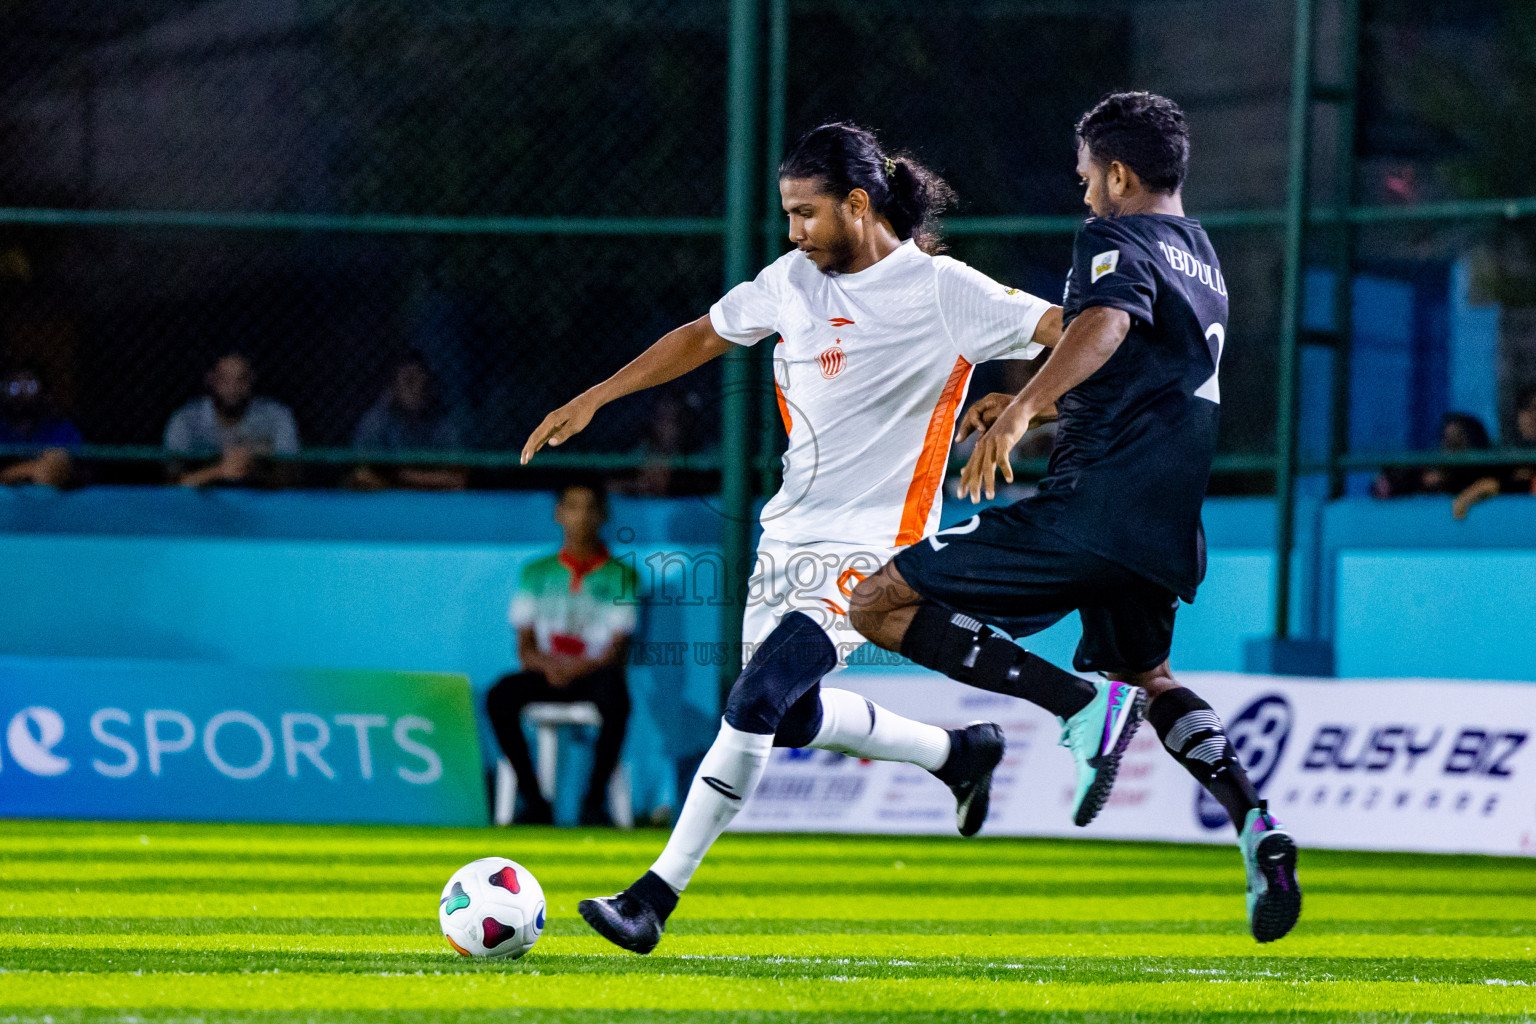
[1,820,1533,1023]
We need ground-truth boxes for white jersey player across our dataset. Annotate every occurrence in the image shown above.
[521,122,1060,954]
[720,235,1052,666]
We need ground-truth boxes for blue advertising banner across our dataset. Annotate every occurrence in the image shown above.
[0,657,486,826]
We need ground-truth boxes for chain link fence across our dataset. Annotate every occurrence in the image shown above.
[0,1,733,485]
[0,0,1532,494]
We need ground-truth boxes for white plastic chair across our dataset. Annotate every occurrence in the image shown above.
[493,700,632,828]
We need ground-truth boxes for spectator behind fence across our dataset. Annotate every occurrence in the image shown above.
[1450,385,1536,519]
[1373,411,1491,500]
[347,353,468,491]
[0,365,80,487]
[164,353,299,488]
[486,480,639,826]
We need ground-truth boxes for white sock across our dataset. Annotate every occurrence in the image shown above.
[650,719,773,892]
[807,687,951,771]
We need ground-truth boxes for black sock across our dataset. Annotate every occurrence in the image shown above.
[629,870,679,922]
[930,727,971,787]
[1146,687,1261,834]
[900,603,1095,718]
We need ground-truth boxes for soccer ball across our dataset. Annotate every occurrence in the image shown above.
[438,856,546,959]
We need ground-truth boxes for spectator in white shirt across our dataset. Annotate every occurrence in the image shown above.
[164,353,300,487]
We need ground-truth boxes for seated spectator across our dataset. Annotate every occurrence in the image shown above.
[164,353,299,488]
[485,480,638,826]
[1507,384,1536,494]
[0,365,80,487]
[348,353,467,491]
[1452,385,1536,518]
[1373,411,1491,499]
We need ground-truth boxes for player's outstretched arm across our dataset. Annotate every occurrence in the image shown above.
[959,305,1131,501]
[521,315,733,464]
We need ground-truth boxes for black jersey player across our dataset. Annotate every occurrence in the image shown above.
[850,92,1301,943]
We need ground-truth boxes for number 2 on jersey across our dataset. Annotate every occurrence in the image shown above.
[928,515,981,551]
[1194,322,1224,404]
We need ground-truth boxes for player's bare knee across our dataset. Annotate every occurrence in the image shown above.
[847,572,887,638]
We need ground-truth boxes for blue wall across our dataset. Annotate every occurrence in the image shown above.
[3,486,1534,812]
[1301,261,1503,496]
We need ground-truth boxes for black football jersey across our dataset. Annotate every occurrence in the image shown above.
[1023,214,1228,601]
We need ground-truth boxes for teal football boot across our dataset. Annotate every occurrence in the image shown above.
[1059,679,1146,826]
[1239,804,1301,942]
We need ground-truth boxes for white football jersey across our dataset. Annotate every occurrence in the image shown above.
[710,240,1051,547]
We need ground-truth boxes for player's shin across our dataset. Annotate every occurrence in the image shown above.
[804,687,950,769]
[581,716,771,953]
[649,611,837,894]
[899,602,1096,718]
[649,720,774,893]
[1146,686,1261,832]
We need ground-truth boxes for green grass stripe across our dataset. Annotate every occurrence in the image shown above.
[2,931,1531,960]
[6,1014,1536,1024]
[5,889,1534,923]
[1,825,1525,871]
[8,1014,1536,1024]
[1,952,1531,986]
[9,859,1532,897]
[1,952,1531,987]
[6,915,1531,937]
[1,972,1533,1014]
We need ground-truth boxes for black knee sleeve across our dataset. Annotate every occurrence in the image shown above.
[772,687,824,748]
[723,611,836,735]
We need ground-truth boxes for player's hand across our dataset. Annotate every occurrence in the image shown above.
[955,392,1014,443]
[1452,477,1501,520]
[959,400,1033,503]
[220,445,255,481]
[544,656,585,689]
[522,393,600,464]
[957,394,1057,443]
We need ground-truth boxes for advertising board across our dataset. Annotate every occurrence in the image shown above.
[733,671,1536,856]
[0,657,486,826]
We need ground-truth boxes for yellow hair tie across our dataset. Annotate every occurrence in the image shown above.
[883,157,896,177]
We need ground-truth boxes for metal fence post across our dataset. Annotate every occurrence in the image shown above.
[758,0,788,502]
[1269,0,1315,645]
[720,0,761,695]
[1326,0,1361,500]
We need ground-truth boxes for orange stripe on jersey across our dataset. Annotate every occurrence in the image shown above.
[774,336,792,433]
[894,355,973,547]
[774,382,792,434]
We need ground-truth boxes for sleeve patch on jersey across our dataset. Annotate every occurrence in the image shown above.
[1090,249,1120,283]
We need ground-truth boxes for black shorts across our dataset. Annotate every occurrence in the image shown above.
[891,505,1178,675]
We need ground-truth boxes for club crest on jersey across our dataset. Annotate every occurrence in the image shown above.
[818,339,846,379]
[1091,250,1120,283]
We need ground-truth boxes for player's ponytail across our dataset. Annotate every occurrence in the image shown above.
[883,156,954,255]
[779,121,955,254]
